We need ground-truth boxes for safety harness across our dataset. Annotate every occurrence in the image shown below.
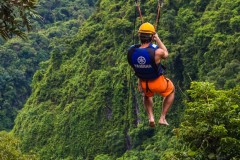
[127,44,164,79]
[127,44,165,93]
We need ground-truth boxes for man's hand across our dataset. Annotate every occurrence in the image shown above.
[153,33,160,42]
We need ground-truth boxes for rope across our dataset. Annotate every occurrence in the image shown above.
[135,0,144,24]
[133,0,137,44]
[154,0,162,31]
[123,1,140,151]
[134,0,164,31]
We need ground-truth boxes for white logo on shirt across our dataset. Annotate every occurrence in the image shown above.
[137,56,146,64]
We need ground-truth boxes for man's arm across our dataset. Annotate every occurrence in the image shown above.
[153,33,169,59]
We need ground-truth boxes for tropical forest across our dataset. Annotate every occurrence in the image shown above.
[0,0,239,159]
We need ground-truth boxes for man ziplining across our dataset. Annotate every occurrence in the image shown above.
[127,22,175,127]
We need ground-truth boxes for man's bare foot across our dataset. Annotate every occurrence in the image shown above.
[159,117,169,126]
[149,121,155,128]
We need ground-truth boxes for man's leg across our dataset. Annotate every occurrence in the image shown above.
[143,96,155,127]
[159,91,175,125]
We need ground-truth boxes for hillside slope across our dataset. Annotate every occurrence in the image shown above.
[0,0,97,131]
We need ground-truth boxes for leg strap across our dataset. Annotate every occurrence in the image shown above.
[146,80,152,93]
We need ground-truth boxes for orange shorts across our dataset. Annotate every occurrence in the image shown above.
[140,75,174,97]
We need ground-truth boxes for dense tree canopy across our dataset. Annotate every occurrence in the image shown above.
[0,131,38,159]
[164,82,240,159]
[0,0,39,39]
[0,0,97,131]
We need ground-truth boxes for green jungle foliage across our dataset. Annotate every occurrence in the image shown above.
[0,35,49,130]
[0,131,38,160]
[0,0,39,39]
[161,82,240,160]
[36,0,95,26]
[0,0,97,131]
[11,0,240,160]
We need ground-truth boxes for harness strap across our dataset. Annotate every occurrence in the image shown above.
[154,1,160,30]
[134,0,163,29]
[146,80,152,93]
[135,0,144,23]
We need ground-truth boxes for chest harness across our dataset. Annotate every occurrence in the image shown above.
[127,44,165,92]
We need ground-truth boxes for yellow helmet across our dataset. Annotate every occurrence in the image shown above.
[138,22,155,34]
